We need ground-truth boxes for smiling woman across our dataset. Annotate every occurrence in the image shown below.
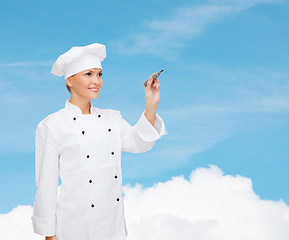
[65,68,103,114]
[65,69,103,95]
[30,42,168,240]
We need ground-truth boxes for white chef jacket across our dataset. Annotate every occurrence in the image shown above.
[31,99,168,240]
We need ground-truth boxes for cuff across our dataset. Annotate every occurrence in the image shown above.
[136,110,168,142]
[31,215,56,237]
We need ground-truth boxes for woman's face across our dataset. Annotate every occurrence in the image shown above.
[66,68,103,99]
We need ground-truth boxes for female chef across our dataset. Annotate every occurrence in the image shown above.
[31,43,168,240]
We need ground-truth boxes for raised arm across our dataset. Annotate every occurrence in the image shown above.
[119,109,167,153]
[120,71,168,153]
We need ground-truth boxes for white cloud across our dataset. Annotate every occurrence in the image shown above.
[109,0,282,58]
[2,165,289,239]
[123,165,289,240]
[0,205,40,240]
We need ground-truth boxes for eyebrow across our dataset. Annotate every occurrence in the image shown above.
[87,69,102,73]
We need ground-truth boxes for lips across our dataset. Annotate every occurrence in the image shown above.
[89,87,99,92]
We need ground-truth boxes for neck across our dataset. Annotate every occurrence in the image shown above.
[69,95,91,114]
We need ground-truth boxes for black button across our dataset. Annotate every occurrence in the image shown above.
[89,179,92,183]
[98,114,101,118]
[82,130,85,135]
[114,175,117,179]
[73,117,76,121]
[116,198,120,201]
[108,128,111,132]
[87,155,90,158]
[111,152,114,155]
[91,204,94,207]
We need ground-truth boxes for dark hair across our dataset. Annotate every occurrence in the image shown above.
[66,83,71,93]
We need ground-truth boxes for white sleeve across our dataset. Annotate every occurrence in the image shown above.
[120,110,168,153]
[31,122,59,237]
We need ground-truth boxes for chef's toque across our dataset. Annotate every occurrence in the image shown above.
[51,43,106,78]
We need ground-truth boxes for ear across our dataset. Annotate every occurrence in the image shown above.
[65,76,73,88]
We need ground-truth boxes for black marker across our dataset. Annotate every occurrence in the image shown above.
[143,70,164,87]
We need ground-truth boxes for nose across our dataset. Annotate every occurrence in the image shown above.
[92,75,101,85]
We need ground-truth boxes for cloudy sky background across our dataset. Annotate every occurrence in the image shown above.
[0,0,289,239]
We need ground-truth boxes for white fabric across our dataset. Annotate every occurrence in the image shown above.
[51,43,106,78]
[31,99,168,240]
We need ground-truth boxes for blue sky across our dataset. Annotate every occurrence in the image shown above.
[0,0,288,214]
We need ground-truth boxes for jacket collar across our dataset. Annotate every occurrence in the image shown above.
[65,99,97,115]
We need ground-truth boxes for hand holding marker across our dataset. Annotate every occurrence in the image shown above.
[143,70,164,87]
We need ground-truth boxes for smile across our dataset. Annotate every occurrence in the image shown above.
[89,88,99,92]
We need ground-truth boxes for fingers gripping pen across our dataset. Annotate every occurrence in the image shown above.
[142,70,164,87]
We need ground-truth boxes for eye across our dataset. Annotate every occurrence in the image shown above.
[86,72,92,76]
[98,73,103,77]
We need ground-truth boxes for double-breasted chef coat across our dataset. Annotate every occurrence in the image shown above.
[31,99,168,240]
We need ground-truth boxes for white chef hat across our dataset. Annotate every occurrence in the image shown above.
[51,43,106,78]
